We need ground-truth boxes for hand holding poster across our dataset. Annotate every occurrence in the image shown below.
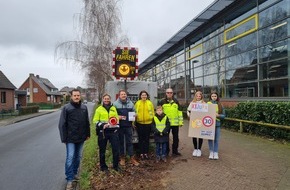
[188,103,216,140]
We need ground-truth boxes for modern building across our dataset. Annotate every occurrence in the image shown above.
[139,0,290,106]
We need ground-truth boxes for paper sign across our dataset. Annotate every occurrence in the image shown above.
[128,112,136,121]
[188,103,216,140]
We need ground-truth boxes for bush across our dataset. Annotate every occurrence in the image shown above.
[223,101,290,141]
[19,106,39,115]
[27,102,61,109]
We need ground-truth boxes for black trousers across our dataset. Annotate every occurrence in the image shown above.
[98,129,119,170]
[192,137,203,149]
[167,125,179,154]
[136,123,151,155]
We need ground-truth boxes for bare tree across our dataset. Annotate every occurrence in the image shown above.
[55,0,129,101]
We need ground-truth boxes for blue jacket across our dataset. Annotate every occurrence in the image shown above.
[113,98,135,128]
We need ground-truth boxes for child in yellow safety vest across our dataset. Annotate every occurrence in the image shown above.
[152,106,170,162]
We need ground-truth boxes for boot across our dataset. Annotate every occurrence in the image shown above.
[130,156,139,166]
[119,156,126,166]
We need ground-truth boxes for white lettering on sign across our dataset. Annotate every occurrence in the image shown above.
[191,103,209,112]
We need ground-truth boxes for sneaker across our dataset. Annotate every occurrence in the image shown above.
[119,156,126,166]
[172,152,181,156]
[130,156,140,166]
[161,156,167,163]
[197,149,202,157]
[140,154,144,160]
[73,175,80,181]
[144,154,149,160]
[192,149,198,157]
[156,156,161,163]
[213,152,219,160]
[209,151,214,159]
[66,181,73,190]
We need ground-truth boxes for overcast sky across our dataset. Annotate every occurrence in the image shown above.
[0,0,214,89]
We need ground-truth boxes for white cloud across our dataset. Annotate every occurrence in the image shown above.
[0,0,214,89]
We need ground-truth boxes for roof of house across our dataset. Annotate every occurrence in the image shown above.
[0,70,16,90]
[31,74,62,96]
[59,86,75,93]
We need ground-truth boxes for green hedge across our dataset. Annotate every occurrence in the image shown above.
[223,101,290,141]
[27,102,61,109]
[19,106,39,115]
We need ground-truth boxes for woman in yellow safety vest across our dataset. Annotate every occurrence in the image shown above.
[134,90,155,159]
[93,94,120,172]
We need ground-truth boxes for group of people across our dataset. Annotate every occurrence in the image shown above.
[187,91,225,159]
[58,88,225,190]
[92,88,184,171]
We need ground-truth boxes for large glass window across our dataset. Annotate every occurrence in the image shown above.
[259,20,288,46]
[192,56,203,68]
[225,32,257,57]
[226,65,258,84]
[194,77,203,90]
[204,61,225,75]
[259,0,288,28]
[260,79,288,97]
[226,83,258,98]
[258,0,279,11]
[204,48,220,63]
[194,66,203,78]
[226,50,257,71]
[203,35,220,52]
[224,14,258,44]
[259,39,288,62]
[187,44,203,60]
[259,58,288,79]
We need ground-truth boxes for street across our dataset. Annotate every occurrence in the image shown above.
[0,103,95,190]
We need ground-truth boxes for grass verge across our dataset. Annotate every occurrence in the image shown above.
[79,105,98,190]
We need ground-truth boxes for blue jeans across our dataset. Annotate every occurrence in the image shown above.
[208,126,221,152]
[65,142,84,181]
[119,127,133,156]
[156,142,167,157]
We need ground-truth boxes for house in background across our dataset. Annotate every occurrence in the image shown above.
[18,73,62,104]
[0,70,17,111]
[59,86,75,103]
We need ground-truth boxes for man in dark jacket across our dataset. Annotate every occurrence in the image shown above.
[58,89,90,190]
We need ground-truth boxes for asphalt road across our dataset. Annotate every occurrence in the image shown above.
[0,103,95,190]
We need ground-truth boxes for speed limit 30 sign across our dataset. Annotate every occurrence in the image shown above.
[202,116,214,127]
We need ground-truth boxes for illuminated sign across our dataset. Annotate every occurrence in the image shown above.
[113,47,138,79]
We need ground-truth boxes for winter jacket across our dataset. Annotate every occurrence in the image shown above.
[113,98,135,128]
[158,98,183,126]
[134,99,154,124]
[207,101,226,127]
[92,103,119,135]
[152,113,170,143]
[58,101,90,143]
[187,100,205,117]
